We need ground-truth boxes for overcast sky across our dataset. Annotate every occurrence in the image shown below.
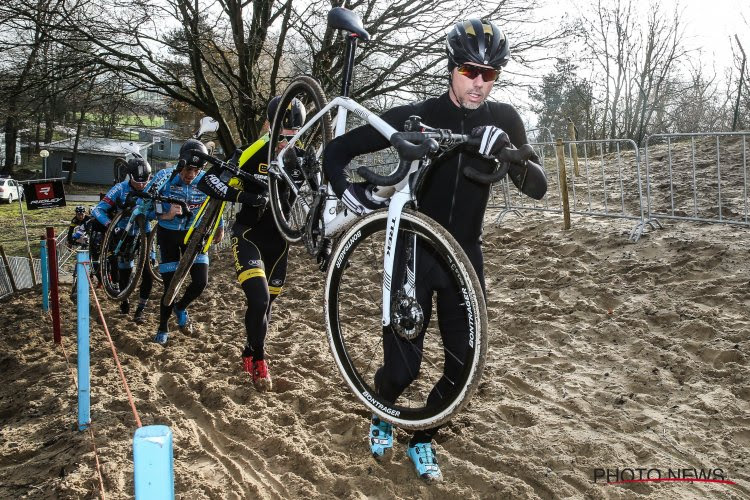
[494,0,749,127]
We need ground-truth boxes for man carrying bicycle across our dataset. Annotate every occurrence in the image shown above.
[92,157,154,323]
[323,19,547,482]
[194,97,305,391]
[149,139,227,345]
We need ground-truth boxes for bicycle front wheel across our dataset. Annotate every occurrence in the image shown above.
[325,209,488,430]
[268,76,332,243]
[99,212,148,300]
[162,200,222,307]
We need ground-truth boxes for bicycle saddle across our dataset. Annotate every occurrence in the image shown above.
[328,7,370,41]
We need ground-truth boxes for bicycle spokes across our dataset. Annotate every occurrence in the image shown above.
[326,210,487,429]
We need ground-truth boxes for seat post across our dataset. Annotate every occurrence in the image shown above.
[340,34,359,98]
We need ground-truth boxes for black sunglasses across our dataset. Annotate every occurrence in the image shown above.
[456,64,500,82]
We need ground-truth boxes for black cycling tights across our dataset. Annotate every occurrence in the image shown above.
[158,264,208,332]
[239,278,277,361]
[118,265,153,301]
[232,218,289,361]
[156,226,209,332]
[374,242,485,444]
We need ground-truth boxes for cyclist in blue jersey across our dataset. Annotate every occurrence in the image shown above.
[92,157,154,323]
[149,139,225,345]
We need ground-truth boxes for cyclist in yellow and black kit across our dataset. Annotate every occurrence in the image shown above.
[197,96,305,392]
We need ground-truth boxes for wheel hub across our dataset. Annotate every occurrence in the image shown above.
[391,292,424,341]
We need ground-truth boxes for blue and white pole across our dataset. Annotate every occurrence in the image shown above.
[133,425,175,499]
[76,250,90,431]
[40,239,49,312]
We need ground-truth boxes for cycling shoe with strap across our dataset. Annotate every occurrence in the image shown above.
[407,442,443,482]
[173,305,192,333]
[369,415,393,459]
[153,330,168,345]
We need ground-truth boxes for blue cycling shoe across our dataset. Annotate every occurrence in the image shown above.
[369,415,393,459]
[173,305,191,333]
[153,331,169,345]
[407,442,443,482]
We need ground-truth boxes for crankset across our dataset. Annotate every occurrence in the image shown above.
[303,190,327,256]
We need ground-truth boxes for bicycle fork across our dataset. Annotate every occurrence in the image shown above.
[381,188,415,328]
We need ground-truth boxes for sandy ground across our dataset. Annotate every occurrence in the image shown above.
[0,209,748,499]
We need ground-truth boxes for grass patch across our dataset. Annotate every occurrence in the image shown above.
[0,202,77,258]
[83,113,165,128]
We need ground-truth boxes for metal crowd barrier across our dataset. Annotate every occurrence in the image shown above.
[0,228,69,299]
[493,138,648,241]
[643,132,750,228]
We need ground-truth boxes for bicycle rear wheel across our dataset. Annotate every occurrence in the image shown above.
[99,212,148,300]
[325,209,488,430]
[161,200,222,307]
[146,223,163,284]
[268,76,332,243]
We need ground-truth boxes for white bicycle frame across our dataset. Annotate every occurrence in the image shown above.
[272,96,419,328]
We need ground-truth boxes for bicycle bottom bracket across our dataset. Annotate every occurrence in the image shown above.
[390,292,424,341]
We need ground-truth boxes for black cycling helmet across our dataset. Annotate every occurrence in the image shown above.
[178,139,208,169]
[446,19,510,71]
[125,156,152,182]
[267,96,307,130]
[75,205,86,214]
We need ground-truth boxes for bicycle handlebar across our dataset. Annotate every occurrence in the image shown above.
[462,145,536,184]
[191,149,267,190]
[357,117,539,187]
[356,130,466,186]
[128,190,192,219]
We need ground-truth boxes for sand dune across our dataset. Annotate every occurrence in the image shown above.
[1,209,749,499]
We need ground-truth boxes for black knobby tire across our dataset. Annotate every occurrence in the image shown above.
[146,223,163,284]
[268,76,332,243]
[161,200,222,307]
[325,209,488,430]
[99,212,148,300]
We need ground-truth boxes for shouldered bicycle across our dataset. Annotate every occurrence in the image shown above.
[264,7,531,430]
[99,184,191,300]
[160,140,269,308]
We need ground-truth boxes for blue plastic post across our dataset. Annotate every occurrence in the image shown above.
[77,251,90,431]
[40,239,49,312]
[133,425,175,499]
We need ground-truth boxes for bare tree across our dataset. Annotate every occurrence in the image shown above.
[578,0,688,144]
[0,0,65,174]
[37,0,567,154]
[628,5,686,143]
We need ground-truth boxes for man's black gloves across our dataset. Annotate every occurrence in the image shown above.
[238,191,268,208]
[468,126,511,158]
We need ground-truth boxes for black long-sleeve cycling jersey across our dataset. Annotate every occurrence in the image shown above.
[67,214,92,246]
[196,136,305,227]
[195,139,271,227]
[324,92,547,247]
